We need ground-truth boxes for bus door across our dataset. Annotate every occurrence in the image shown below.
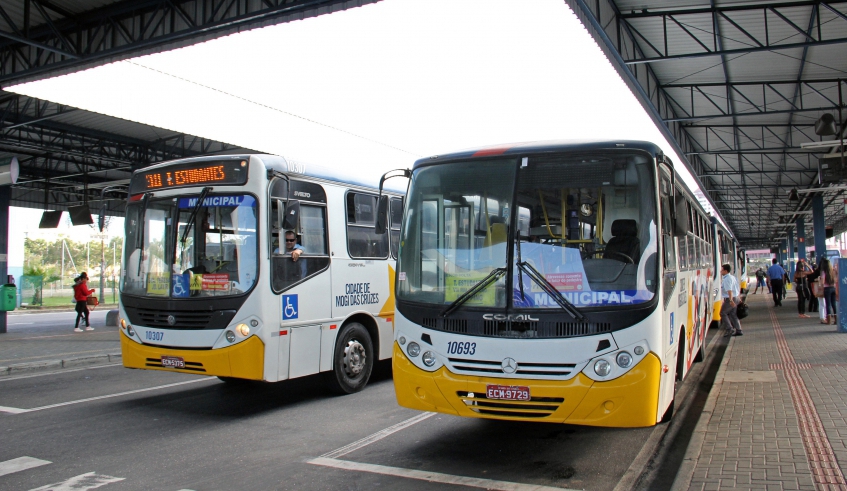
[331,191,395,360]
[658,166,680,410]
[270,179,332,379]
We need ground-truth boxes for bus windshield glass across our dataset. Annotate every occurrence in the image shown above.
[396,152,658,310]
[122,194,258,298]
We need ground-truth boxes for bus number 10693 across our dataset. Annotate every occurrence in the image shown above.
[446,341,476,355]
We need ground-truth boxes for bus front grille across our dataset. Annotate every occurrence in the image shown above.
[144,358,206,372]
[456,391,563,418]
[419,317,610,338]
[448,358,577,377]
[127,308,236,330]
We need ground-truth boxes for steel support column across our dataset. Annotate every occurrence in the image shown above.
[813,194,827,264]
[788,230,795,277]
[0,185,9,333]
[797,217,807,260]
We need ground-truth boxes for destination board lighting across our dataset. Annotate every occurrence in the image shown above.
[130,160,249,194]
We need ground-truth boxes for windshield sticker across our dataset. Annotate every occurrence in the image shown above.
[445,272,497,306]
[202,273,230,291]
[177,195,255,208]
[538,272,584,292]
[146,274,170,296]
[172,274,190,298]
[515,289,650,307]
[190,274,203,290]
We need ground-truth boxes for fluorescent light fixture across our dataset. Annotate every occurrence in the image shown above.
[796,185,847,194]
[777,211,813,215]
[800,139,847,149]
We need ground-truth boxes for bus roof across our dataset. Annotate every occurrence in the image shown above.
[133,153,407,194]
[413,140,665,168]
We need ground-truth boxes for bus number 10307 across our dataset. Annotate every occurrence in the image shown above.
[446,341,476,355]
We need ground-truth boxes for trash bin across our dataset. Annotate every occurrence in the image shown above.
[0,284,16,312]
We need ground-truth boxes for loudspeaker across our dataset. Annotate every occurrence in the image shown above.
[68,205,94,225]
[38,210,63,229]
[826,227,834,239]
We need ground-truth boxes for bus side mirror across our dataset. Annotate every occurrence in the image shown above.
[375,195,389,235]
[673,194,689,237]
[282,200,300,230]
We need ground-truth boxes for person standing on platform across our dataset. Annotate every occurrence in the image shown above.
[754,268,766,294]
[720,263,743,337]
[767,258,787,306]
[821,258,838,325]
[794,259,812,318]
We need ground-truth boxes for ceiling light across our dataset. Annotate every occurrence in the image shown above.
[788,188,800,201]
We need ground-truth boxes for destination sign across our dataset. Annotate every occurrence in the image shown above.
[129,159,249,194]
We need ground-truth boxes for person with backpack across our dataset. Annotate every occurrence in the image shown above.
[73,272,95,332]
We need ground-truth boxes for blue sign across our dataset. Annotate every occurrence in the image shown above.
[282,294,298,320]
[670,312,675,345]
[838,259,847,333]
[177,195,255,208]
[172,273,190,298]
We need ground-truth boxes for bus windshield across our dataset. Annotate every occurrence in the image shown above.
[121,194,258,298]
[396,152,658,310]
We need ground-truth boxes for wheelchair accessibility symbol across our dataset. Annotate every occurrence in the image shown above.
[172,274,189,298]
[282,294,298,320]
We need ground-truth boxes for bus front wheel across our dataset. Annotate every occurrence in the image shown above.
[325,322,374,395]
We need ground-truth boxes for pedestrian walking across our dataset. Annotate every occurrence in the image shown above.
[767,258,787,306]
[754,268,766,293]
[794,259,812,318]
[821,258,838,325]
[720,263,743,336]
[73,272,95,332]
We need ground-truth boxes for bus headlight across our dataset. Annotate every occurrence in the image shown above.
[422,351,436,367]
[120,318,127,329]
[407,342,421,357]
[398,336,406,346]
[225,330,236,343]
[126,325,135,337]
[250,319,259,327]
[594,359,611,377]
[634,346,644,356]
[236,324,250,336]
[616,351,633,368]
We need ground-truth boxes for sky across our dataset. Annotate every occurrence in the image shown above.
[4,0,714,271]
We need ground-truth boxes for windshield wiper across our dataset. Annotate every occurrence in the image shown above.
[516,261,587,322]
[135,193,150,277]
[441,267,506,318]
[180,187,212,246]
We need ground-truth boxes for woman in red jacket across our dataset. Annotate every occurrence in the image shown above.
[73,272,95,332]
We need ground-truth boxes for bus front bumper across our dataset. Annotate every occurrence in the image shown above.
[121,331,265,380]
[393,343,661,427]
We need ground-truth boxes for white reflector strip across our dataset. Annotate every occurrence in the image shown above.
[0,457,51,477]
[309,457,579,491]
[28,472,124,491]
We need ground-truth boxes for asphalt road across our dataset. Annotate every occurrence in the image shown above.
[6,310,111,334]
[0,357,663,491]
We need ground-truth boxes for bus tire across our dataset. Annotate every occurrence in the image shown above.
[325,322,374,395]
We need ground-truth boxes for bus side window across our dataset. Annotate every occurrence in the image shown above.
[347,192,389,259]
[270,199,282,254]
[271,199,330,293]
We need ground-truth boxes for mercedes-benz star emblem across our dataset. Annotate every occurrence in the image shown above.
[501,357,517,374]
[167,315,176,326]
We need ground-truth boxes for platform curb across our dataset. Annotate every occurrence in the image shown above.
[669,335,734,490]
[0,352,122,377]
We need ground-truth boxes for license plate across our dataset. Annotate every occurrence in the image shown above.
[486,385,530,401]
[161,356,185,368]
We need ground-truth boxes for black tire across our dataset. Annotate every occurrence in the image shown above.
[217,376,250,384]
[694,330,707,362]
[324,322,374,395]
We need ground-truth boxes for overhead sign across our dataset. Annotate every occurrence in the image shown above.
[129,159,249,194]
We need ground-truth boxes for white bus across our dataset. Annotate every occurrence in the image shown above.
[387,140,720,426]
[119,154,404,393]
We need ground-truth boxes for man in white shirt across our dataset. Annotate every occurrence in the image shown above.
[720,263,743,337]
